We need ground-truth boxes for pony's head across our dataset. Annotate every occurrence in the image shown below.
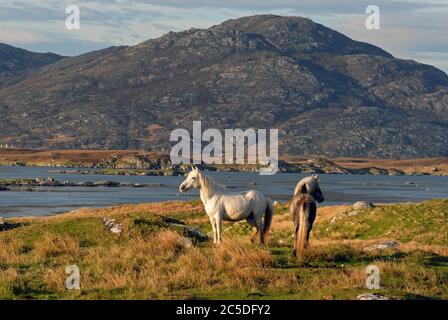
[294,174,325,203]
[179,167,201,193]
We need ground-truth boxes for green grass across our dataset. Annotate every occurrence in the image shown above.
[315,199,448,245]
[0,199,447,300]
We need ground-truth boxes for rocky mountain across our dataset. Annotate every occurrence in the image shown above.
[0,15,447,158]
[0,43,64,88]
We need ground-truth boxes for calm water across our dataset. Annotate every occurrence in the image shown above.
[0,166,447,217]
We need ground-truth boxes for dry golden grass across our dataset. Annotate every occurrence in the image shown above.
[0,199,447,300]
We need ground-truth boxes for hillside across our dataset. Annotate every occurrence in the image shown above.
[0,15,448,158]
[0,199,447,299]
[0,43,64,89]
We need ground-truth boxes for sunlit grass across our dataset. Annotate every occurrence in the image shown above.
[0,199,447,300]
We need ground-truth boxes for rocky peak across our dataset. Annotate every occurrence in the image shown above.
[221,15,392,57]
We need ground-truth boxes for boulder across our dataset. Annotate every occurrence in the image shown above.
[77,181,94,187]
[176,237,193,250]
[93,180,120,187]
[348,210,360,217]
[110,226,123,234]
[357,293,390,300]
[103,217,123,234]
[353,201,374,210]
[363,240,399,252]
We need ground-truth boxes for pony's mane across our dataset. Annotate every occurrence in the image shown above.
[199,172,225,198]
[294,176,318,196]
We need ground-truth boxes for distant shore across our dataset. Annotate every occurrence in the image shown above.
[0,148,447,176]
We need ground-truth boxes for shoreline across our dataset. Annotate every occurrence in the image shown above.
[0,149,447,176]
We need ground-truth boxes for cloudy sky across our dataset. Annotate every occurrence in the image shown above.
[1,0,447,72]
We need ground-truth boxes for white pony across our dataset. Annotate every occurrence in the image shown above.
[179,167,273,245]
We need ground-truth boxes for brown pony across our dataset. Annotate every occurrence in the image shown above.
[290,175,324,256]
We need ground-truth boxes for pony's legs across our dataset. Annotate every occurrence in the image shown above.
[246,214,258,242]
[292,224,299,256]
[250,228,258,242]
[255,218,265,245]
[216,214,223,244]
[248,213,264,244]
[208,215,217,244]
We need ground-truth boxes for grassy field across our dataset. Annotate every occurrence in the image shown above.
[0,199,447,300]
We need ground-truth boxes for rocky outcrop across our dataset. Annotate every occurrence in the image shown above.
[353,201,375,210]
[103,217,123,234]
[357,293,390,300]
[363,240,399,252]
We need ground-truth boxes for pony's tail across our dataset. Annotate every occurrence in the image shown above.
[296,203,309,254]
[262,198,274,243]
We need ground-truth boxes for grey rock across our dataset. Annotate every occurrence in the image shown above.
[103,217,123,234]
[93,180,120,187]
[364,240,399,252]
[77,181,94,187]
[348,210,360,217]
[353,201,374,210]
[110,226,123,234]
[357,293,390,300]
[176,237,193,249]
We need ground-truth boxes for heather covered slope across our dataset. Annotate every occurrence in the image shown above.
[0,15,447,157]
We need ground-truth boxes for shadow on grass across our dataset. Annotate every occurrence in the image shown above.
[0,221,25,232]
[424,254,448,268]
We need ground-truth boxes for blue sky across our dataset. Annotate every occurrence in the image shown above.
[1,0,447,72]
